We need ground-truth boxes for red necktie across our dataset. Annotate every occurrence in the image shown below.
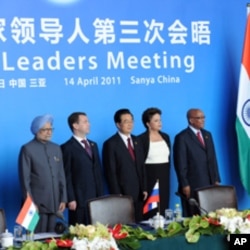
[81,139,92,158]
[197,131,205,147]
[127,138,135,160]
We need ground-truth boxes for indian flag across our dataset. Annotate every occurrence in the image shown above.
[236,4,250,194]
[16,195,40,232]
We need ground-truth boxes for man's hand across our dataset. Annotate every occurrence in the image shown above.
[182,186,191,199]
[58,202,66,212]
[68,201,77,211]
[143,191,148,201]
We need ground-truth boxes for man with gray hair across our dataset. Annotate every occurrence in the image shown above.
[18,114,67,233]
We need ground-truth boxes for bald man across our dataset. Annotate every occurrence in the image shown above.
[173,109,220,217]
[18,114,67,233]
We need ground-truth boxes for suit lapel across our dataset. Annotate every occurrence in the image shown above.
[187,128,206,150]
[115,133,136,161]
[130,135,139,162]
[201,130,209,148]
[131,135,139,156]
[71,137,93,159]
[115,133,129,151]
[71,137,84,150]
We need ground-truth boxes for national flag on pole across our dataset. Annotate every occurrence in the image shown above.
[143,181,160,214]
[16,195,40,232]
[236,3,250,194]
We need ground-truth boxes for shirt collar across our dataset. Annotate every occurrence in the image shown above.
[189,125,201,135]
[73,135,87,143]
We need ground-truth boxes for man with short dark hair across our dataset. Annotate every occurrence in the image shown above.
[61,112,104,225]
[102,108,148,222]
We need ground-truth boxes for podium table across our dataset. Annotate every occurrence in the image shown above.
[139,234,228,250]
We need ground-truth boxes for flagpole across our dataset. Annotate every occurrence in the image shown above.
[235,3,250,194]
[156,179,160,214]
[247,3,250,16]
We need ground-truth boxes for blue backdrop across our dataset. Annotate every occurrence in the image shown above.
[0,0,249,230]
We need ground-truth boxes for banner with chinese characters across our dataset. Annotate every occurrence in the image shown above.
[1,0,213,90]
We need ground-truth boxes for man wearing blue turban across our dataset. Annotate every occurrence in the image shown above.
[18,114,67,233]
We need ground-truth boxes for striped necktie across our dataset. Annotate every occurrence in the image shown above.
[197,131,205,147]
[81,139,92,158]
[127,137,135,160]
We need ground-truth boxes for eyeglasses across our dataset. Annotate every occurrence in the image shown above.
[191,116,205,120]
[40,128,54,132]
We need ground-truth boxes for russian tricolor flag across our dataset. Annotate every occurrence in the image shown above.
[143,181,160,214]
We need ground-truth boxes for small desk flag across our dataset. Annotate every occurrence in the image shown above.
[143,180,160,214]
[16,195,40,232]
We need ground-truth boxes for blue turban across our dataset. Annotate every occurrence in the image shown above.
[30,114,53,135]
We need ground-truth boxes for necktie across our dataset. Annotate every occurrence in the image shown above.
[81,139,92,158]
[197,131,205,147]
[127,137,135,160]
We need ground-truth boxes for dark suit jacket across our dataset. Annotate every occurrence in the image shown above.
[138,131,171,162]
[102,133,147,201]
[61,137,104,207]
[173,127,221,195]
